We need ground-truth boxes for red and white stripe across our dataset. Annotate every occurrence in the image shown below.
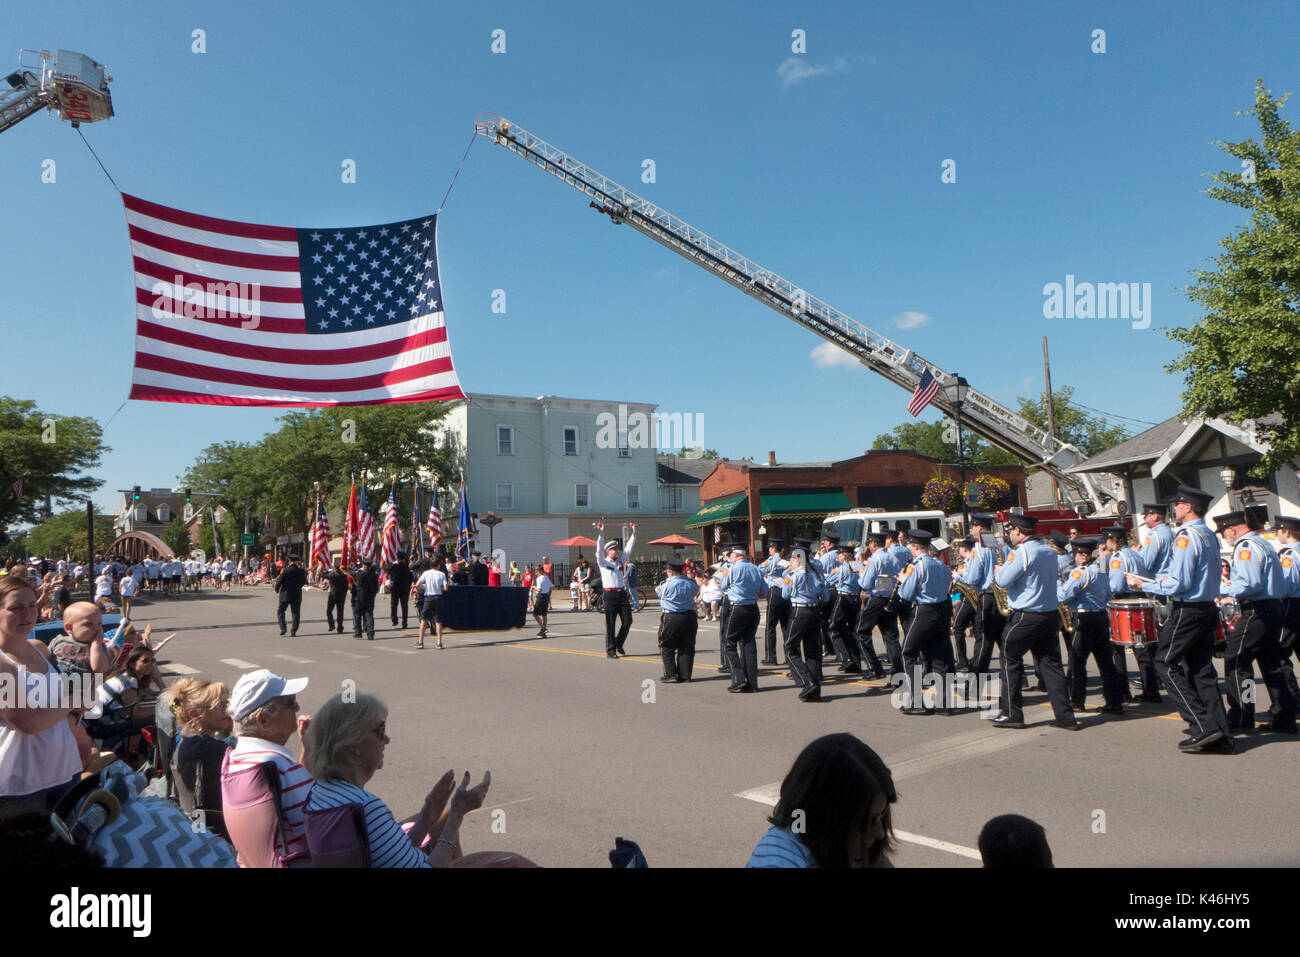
[357,509,377,562]
[122,194,465,406]
[381,499,401,567]
[427,499,442,550]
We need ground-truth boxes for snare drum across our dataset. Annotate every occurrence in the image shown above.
[1108,598,1159,649]
[1214,600,1239,656]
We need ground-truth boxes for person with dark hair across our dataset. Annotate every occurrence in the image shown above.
[351,558,380,640]
[386,553,414,630]
[978,814,1053,867]
[324,558,349,634]
[747,733,897,868]
[273,554,307,637]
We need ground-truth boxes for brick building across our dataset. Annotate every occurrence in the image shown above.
[686,450,1027,557]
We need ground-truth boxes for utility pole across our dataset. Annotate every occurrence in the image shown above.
[1043,337,1060,508]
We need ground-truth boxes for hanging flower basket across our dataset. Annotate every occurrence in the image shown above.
[968,473,1013,509]
[921,477,961,512]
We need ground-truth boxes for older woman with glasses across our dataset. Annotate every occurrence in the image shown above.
[304,692,535,867]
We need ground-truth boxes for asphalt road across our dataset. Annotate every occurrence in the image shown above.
[131,585,1300,868]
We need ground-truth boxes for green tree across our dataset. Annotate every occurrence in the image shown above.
[24,509,115,560]
[871,420,1020,465]
[676,447,720,459]
[162,516,192,557]
[0,398,109,526]
[1017,386,1129,458]
[1168,80,1300,477]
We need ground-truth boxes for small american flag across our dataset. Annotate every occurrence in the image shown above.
[908,367,941,417]
[427,492,442,550]
[713,525,721,545]
[381,485,401,566]
[357,483,377,562]
[309,496,332,571]
[122,194,465,406]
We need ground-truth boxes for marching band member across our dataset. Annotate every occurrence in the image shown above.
[1275,515,1300,667]
[1057,538,1124,713]
[829,546,863,673]
[595,523,636,659]
[816,534,841,659]
[782,539,828,702]
[1129,486,1231,753]
[759,544,790,666]
[656,556,700,683]
[856,534,900,680]
[722,546,766,693]
[1103,526,1162,704]
[967,514,1004,678]
[992,515,1078,730]
[895,530,954,715]
[1215,511,1297,734]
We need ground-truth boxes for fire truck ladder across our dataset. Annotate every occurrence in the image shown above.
[472,114,1115,512]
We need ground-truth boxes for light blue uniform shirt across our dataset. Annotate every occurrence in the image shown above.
[994,538,1060,613]
[816,550,838,575]
[889,544,911,565]
[961,543,996,591]
[859,549,902,597]
[1224,531,1286,600]
[897,554,952,604]
[1138,523,1176,577]
[829,559,860,596]
[783,564,828,605]
[1107,547,1149,596]
[724,559,766,605]
[759,554,789,589]
[1141,520,1220,602]
[1056,551,1073,573]
[1058,562,1111,612]
[656,575,700,613]
[1278,543,1300,598]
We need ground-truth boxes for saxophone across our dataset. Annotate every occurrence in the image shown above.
[951,577,980,608]
[1057,565,1076,635]
[990,561,1011,616]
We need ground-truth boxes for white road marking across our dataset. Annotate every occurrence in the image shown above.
[219,658,262,669]
[161,662,200,675]
[273,654,315,664]
[328,650,370,659]
[372,645,418,656]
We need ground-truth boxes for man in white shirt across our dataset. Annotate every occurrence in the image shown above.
[416,560,450,650]
[595,523,636,658]
[533,570,553,638]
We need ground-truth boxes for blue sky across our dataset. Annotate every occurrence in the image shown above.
[4,1,1297,518]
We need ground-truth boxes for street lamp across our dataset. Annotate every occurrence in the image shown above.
[481,510,503,562]
[1219,466,1236,508]
[942,374,972,529]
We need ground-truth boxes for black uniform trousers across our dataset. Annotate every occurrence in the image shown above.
[764,590,790,663]
[718,595,732,668]
[786,604,824,695]
[390,591,409,628]
[1223,598,1296,729]
[901,601,953,709]
[971,592,1006,675]
[1069,610,1125,708]
[831,592,862,668]
[352,595,376,639]
[724,603,761,690]
[1280,598,1300,708]
[1153,601,1229,738]
[604,588,632,654]
[951,596,977,669]
[326,589,347,632]
[277,597,301,635]
[999,609,1074,724]
[856,596,899,676]
[819,599,836,657]
[658,610,698,682]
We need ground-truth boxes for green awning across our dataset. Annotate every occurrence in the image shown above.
[684,493,748,529]
[759,491,852,520]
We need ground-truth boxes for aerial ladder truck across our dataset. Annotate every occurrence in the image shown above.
[472,114,1119,515]
[1,49,113,135]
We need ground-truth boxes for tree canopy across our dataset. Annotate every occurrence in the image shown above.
[0,397,108,526]
[24,509,115,560]
[1168,80,1300,476]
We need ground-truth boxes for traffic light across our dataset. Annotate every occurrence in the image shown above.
[184,488,192,503]
[132,486,141,502]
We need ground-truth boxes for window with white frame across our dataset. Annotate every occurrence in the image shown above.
[496,483,514,509]
[575,484,589,508]
[563,426,579,456]
[158,504,170,523]
[617,428,630,457]
[670,487,684,510]
[497,425,514,455]
[627,485,640,509]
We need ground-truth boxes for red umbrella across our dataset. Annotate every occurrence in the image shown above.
[551,536,598,547]
[648,534,701,547]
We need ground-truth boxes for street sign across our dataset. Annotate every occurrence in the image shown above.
[241,533,255,546]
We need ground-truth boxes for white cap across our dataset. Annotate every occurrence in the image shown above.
[229,669,308,721]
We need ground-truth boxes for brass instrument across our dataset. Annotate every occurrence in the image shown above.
[990,560,1011,616]
[951,578,980,608]
[1056,566,1076,635]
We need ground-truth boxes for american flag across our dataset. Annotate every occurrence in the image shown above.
[357,483,377,562]
[122,194,465,406]
[713,525,721,545]
[309,496,332,572]
[427,492,442,551]
[381,485,401,567]
[908,367,942,417]
[342,480,357,567]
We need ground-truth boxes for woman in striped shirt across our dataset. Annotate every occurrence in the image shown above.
[304,693,533,867]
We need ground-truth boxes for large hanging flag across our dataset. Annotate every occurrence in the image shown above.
[410,486,425,561]
[309,494,332,571]
[455,483,472,562]
[427,490,442,552]
[381,484,401,567]
[342,479,358,567]
[357,482,377,562]
[907,366,941,417]
[122,194,466,406]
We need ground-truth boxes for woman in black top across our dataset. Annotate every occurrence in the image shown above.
[171,678,234,838]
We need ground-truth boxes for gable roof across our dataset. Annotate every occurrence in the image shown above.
[656,456,718,484]
[1066,416,1187,473]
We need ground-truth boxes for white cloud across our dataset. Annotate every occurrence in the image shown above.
[778,56,847,88]
[811,342,858,368]
[891,311,930,330]
[1021,377,1034,390]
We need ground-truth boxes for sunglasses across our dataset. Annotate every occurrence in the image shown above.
[371,721,387,738]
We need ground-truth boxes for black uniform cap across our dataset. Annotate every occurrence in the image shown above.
[1141,503,1168,516]
[822,532,841,544]
[1275,515,1300,535]
[1070,537,1099,554]
[1171,486,1213,510]
[666,555,685,570]
[907,529,934,543]
[288,553,301,561]
[837,545,856,555]
[867,532,887,546]
[1100,525,1128,540]
[957,536,976,549]
[1049,530,1071,548]
[1004,514,1038,532]
[971,513,997,528]
[1213,510,1247,533]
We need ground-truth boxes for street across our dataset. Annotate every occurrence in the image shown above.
[136,585,1299,868]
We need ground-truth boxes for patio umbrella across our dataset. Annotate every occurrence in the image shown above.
[647,534,701,547]
[551,536,598,547]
